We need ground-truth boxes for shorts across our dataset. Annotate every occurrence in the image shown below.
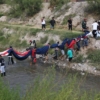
[69,57,72,62]
[42,24,46,29]
[61,50,65,55]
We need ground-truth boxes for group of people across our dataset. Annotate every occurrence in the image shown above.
[0,17,100,77]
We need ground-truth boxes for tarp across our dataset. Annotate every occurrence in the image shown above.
[50,44,58,48]
[8,49,32,61]
[36,45,49,54]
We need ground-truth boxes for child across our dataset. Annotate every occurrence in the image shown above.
[66,49,73,67]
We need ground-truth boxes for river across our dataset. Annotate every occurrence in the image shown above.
[2,57,100,96]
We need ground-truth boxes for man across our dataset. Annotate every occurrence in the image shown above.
[0,55,6,77]
[30,47,37,66]
[53,42,59,60]
[41,17,46,31]
[50,17,56,29]
[92,20,98,38]
[82,19,87,32]
[8,46,14,65]
[68,18,72,31]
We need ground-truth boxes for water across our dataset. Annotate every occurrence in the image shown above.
[2,57,100,96]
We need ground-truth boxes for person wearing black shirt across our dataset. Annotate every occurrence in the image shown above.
[0,55,6,77]
[50,17,56,29]
[8,46,14,65]
[68,18,72,31]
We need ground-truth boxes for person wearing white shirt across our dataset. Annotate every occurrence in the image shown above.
[41,17,46,31]
[92,21,98,38]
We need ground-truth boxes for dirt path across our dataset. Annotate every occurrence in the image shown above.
[0,22,81,33]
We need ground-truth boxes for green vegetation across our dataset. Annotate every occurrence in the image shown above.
[73,54,84,63]
[0,68,100,100]
[62,14,76,25]
[40,36,48,44]
[8,0,42,17]
[0,0,4,4]
[87,49,100,64]
[0,78,20,100]
[50,0,69,10]
[86,0,100,15]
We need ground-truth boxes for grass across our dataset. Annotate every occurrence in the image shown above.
[62,14,76,25]
[73,54,84,63]
[40,36,48,44]
[0,68,100,100]
[0,22,82,49]
[87,49,100,64]
[0,78,20,100]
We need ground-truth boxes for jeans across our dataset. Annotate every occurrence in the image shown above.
[82,38,88,47]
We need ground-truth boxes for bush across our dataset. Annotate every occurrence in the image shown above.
[40,36,48,44]
[73,54,83,63]
[86,0,100,15]
[50,0,69,10]
[87,49,100,63]
[9,0,42,17]
[0,0,4,4]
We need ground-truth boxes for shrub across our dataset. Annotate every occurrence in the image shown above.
[40,36,48,44]
[86,0,100,15]
[87,49,100,64]
[50,0,69,10]
[9,0,42,17]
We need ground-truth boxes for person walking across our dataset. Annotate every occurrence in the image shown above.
[8,46,14,65]
[50,17,56,29]
[41,17,46,31]
[92,21,98,38]
[0,55,6,77]
[30,47,37,66]
[33,40,37,48]
[66,49,73,67]
[67,18,72,31]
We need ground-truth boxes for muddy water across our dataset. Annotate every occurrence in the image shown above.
[2,57,100,96]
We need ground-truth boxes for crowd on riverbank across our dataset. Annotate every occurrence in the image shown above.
[0,17,100,77]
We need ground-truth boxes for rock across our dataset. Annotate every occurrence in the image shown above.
[81,72,85,76]
[0,16,7,22]
[0,4,11,13]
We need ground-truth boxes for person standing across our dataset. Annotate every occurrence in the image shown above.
[82,19,87,32]
[66,49,73,67]
[50,17,56,29]
[8,46,14,65]
[0,55,6,77]
[92,21,98,38]
[67,18,72,31]
[33,40,37,48]
[30,47,37,66]
[41,17,46,31]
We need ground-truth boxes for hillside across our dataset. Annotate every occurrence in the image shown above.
[0,1,97,30]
